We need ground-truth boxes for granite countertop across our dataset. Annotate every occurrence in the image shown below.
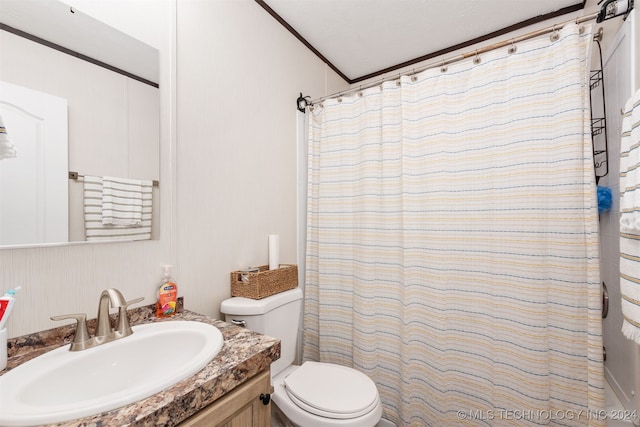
[1,300,281,427]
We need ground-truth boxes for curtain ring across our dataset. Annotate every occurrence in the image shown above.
[508,39,517,54]
[550,25,560,42]
[440,60,448,73]
[576,17,585,35]
[473,50,481,64]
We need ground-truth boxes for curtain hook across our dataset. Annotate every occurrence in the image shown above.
[550,25,560,42]
[473,50,481,64]
[576,16,585,34]
[411,68,417,82]
[440,60,448,73]
[508,39,517,54]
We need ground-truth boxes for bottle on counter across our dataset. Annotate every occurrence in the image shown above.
[156,265,177,318]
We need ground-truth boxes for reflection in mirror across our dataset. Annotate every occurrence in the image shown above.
[0,0,160,248]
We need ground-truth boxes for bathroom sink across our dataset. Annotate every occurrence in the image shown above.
[0,320,224,427]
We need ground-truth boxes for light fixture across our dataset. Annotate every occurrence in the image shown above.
[0,113,17,160]
[296,93,311,113]
[597,0,634,22]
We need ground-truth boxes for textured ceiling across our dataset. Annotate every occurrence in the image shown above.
[260,0,586,82]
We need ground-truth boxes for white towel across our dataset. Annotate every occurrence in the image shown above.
[620,90,640,234]
[0,112,17,160]
[102,176,151,226]
[620,89,640,344]
[83,175,153,241]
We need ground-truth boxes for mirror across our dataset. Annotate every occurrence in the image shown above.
[0,0,160,247]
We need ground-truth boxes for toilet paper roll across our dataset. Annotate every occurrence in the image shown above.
[269,234,279,270]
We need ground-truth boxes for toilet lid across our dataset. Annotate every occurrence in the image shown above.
[283,361,379,419]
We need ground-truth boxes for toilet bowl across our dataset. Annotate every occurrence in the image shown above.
[272,363,382,427]
[220,288,382,427]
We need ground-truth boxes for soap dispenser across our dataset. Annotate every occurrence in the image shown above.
[156,265,178,318]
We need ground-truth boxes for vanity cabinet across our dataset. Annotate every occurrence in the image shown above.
[179,369,271,427]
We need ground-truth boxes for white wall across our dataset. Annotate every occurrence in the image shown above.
[175,0,347,320]
[599,15,636,411]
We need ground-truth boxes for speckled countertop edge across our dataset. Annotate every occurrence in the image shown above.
[1,300,281,427]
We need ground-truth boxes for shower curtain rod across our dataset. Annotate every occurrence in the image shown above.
[310,10,604,105]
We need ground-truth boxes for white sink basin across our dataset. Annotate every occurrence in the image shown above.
[0,321,224,427]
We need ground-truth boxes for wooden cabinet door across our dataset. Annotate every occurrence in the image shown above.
[179,369,271,427]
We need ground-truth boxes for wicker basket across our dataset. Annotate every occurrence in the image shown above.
[230,264,298,299]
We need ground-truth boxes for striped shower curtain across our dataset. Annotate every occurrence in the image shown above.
[303,24,604,426]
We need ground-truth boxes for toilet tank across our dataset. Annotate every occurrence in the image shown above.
[220,287,303,377]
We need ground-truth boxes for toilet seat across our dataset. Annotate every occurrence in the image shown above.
[283,361,379,419]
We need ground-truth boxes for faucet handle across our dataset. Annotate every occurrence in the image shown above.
[51,313,91,348]
[125,296,145,307]
[115,297,144,335]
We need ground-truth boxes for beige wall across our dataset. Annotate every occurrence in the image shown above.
[175,0,348,320]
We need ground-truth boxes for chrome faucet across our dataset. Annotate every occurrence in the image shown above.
[51,288,144,351]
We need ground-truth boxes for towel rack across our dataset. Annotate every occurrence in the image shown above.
[69,171,159,187]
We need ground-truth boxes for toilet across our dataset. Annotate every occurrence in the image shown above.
[220,287,383,427]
